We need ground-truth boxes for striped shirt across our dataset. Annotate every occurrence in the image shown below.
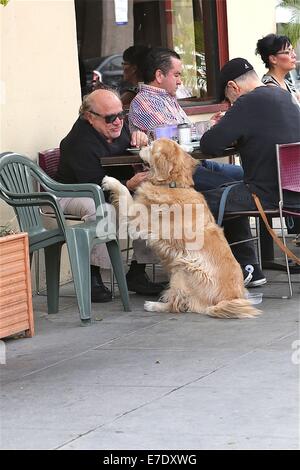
[128,84,191,133]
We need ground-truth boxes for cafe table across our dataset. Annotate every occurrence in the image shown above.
[99,146,237,167]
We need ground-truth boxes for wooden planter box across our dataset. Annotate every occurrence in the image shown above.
[0,233,34,338]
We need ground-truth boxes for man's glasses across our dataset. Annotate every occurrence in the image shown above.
[89,110,126,124]
[276,48,296,57]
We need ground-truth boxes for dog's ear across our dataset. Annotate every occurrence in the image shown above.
[153,155,173,181]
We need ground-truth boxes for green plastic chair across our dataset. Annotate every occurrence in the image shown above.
[0,152,130,324]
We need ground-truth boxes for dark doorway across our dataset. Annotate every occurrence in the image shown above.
[134,1,167,47]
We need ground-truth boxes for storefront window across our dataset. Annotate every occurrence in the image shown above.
[166,0,219,99]
[76,0,227,104]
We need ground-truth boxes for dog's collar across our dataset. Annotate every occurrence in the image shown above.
[157,182,190,189]
[154,181,191,189]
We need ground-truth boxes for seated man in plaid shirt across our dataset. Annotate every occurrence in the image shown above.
[128,47,243,191]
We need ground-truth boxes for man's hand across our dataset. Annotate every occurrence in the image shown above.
[131,130,148,148]
[210,111,226,127]
[126,171,150,191]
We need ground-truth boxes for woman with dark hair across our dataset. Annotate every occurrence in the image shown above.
[120,45,150,108]
[255,33,300,102]
[256,33,300,246]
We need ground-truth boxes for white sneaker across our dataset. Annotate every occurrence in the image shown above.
[243,265,253,287]
[245,264,267,288]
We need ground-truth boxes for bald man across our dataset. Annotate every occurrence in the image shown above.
[57,89,164,302]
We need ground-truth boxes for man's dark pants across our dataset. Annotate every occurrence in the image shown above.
[193,163,258,266]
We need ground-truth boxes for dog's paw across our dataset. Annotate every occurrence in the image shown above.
[144,301,168,312]
[144,301,156,312]
[102,176,119,192]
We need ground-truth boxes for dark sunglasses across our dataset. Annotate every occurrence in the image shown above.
[89,110,126,124]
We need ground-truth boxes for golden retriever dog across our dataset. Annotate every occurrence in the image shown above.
[102,138,260,319]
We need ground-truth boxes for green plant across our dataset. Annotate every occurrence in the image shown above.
[0,225,15,237]
[0,0,10,6]
[277,0,300,46]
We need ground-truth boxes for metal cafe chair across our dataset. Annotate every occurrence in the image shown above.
[275,142,300,297]
[218,142,300,298]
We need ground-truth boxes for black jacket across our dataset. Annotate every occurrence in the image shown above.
[200,86,300,206]
[57,117,134,199]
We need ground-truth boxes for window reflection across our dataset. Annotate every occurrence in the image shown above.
[76,0,220,101]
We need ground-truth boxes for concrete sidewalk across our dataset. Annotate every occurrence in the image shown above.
[1,264,299,450]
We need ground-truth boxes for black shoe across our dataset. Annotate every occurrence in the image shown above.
[126,271,166,295]
[243,264,267,288]
[91,284,112,303]
[91,266,112,303]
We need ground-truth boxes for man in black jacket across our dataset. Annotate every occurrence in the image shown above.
[200,57,300,286]
[57,89,164,302]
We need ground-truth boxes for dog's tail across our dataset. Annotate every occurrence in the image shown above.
[205,298,261,319]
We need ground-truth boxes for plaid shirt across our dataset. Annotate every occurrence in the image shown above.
[128,84,191,133]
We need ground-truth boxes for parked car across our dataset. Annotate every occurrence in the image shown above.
[85,54,123,90]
